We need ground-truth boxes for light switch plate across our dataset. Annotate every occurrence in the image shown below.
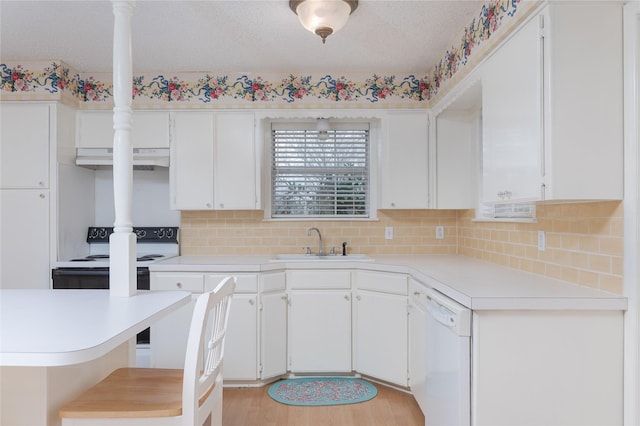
[385,227,393,240]
[436,226,444,240]
[538,230,546,251]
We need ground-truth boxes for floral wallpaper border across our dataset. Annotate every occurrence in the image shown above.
[0,0,528,107]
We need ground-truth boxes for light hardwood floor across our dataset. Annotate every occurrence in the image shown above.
[222,381,425,426]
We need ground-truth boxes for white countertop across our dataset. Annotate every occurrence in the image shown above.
[0,289,190,367]
[150,254,627,311]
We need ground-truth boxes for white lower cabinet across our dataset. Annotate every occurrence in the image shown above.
[150,271,259,381]
[287,270,352,373]
[472,310,624,426]
[207,274,259,381]
[259,272,287,380]
[150,272,204,368]
[353,271,408,387]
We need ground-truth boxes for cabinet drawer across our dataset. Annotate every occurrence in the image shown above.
[151,273,204,292]
[261,272,286,293]
[287,270,351,289]
[355,271,407,295]
[205,273,258,293]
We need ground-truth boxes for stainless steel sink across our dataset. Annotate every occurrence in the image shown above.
[270,254,373,262]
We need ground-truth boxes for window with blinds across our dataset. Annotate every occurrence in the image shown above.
[270,122,370,218]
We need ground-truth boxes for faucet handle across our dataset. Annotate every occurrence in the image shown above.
[330,246,341,255]
[304,246,312,255]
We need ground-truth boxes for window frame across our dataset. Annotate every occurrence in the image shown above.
[264,118,378,221]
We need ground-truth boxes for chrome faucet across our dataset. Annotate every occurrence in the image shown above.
[307,227,324,256]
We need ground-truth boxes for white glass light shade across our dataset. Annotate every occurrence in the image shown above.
[296,0,351,36]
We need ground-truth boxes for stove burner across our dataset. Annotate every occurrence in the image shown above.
[137,254,164,261]
[69,254,166,262]
[87,254,109,259]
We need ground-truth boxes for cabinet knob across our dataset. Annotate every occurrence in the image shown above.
[38,181,45,187]
[356,295,361,301]
[39,193,45,199]
[249,299,255,306]
[219,203,224,209]
[176,282,182,289]
[206,203,212,208]
[413,291,421,296]
[391,202,396,207]
[344,295,351,301]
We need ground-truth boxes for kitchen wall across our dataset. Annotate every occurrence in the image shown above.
[180,200,624,295]
[94,169,180,227]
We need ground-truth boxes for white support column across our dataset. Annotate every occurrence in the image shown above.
[109,0,136,297]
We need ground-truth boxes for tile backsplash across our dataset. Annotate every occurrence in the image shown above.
[180,209,458,257]
[180,201,623,294]
[458,201,623,294]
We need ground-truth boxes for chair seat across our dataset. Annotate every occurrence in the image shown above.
[59,368,184,419]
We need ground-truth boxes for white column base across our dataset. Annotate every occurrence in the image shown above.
[109,232,137,297]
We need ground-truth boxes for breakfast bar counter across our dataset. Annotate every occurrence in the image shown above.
[0,289,190,426]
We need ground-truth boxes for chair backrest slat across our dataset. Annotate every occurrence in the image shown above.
[181,276,235,426]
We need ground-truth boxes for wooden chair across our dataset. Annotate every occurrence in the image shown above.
[59,276,236,426]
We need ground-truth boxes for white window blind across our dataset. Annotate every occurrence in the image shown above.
[270,122,370,218]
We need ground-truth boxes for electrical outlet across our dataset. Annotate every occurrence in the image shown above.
[537,230,546,251]
[436,226,444,240]
[385,226,394,240]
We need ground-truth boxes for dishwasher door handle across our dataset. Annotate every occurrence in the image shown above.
[426,298,457,328]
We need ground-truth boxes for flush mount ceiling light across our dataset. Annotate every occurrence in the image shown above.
[290,0,358,44]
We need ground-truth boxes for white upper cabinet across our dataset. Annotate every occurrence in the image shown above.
[213,112,257,210]
[76,110,170,148]
[433,82,481,209]
[481,2,623,203]
[170,111,258,210]
[1,103,50,189]
[170,111,215,210]
[482,14,542,203]
[379,111,429,209]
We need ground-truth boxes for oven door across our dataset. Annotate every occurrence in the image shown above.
[51,267,150,290]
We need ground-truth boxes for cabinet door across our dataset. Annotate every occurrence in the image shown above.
[482,16,541,203]
[1,103,49,189]
[434,85,480,209]
[213,112,257,209]
[354,290,408,386]
[224,294,258,380]
[76,111,170,148]
[170,112,214,209]
[260,291,288,379]
[409,279,428,414]
[289,291,352,372]
[0,190,50,289]
[380,111,429,209]
[150,273,204,368]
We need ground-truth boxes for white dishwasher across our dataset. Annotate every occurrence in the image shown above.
[424,287,471,426]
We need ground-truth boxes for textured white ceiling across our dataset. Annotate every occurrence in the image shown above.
[0,0,483,75]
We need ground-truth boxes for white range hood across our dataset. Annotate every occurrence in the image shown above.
[76,147,170,170]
